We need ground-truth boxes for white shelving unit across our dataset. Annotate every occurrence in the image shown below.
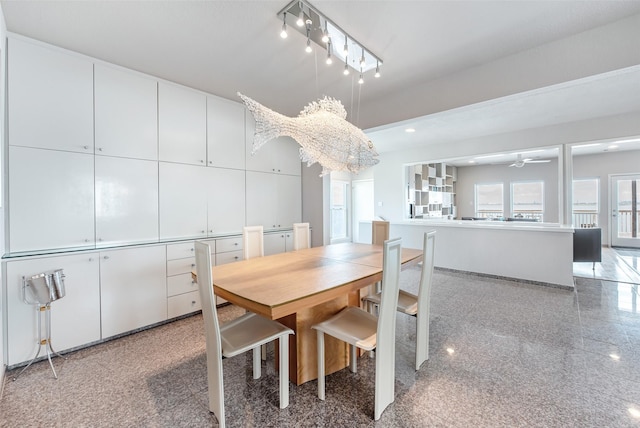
[408,162,457,219]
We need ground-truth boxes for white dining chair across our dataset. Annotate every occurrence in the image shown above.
[292,222,310,250]
[194,241,294,428]
[363,231,436,370]
[243,225,264,259]
[312,237,402,421]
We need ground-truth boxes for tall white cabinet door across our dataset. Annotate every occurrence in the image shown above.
[95,156,159,247]
[159,162,208,240]
[94,64,158,160]
[8,37,94,154]
[278,174,303,227]
[158,82,207,165]
[9,147,95,253]
[5,254,101,366]
[207,167,246,235]
[272,137,302,176]
[245,171,278,230]
[207,96,245,169]
[100,246,167,338]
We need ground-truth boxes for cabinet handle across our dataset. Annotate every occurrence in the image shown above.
[200,160,204,163]
[190,248,194,252]
[209,230,213,233]
[278,169,281,172]
[103,256,110,260]
[209,161,213,164]
[272,168,275,172]
[201,230,206,234]
[234,242,238,246]
[98,238,103,242]
[234,256,239,260]
[83,145,89,150]
[191,263,196,267]
[84,239,90,243]
[88,258,94,262]
[97,147,103,152]
[191,301,196,305]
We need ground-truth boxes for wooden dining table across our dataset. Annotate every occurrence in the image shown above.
[194,242,422,385]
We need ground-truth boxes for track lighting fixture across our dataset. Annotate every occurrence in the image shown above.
[277,1,383,80]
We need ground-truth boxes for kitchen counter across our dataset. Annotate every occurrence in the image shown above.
[359,220,574,289]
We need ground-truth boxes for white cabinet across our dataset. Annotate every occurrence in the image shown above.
[166,242,202,319]
[8,37,94,154]
[207,167,246,236]
[246,171,302,230]
[245,115,301,175]
[95,156,159,247]
[9,146,95,253]
[5,254,101,366]
[159,162,208,240]
[207,95,245,169]
[94,64,158,160]
[264,231,294,256]
[214,236,244,305]
[159,82,207,165]
[100,246,167,338]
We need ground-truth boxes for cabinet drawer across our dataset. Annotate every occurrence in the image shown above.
[167,257,196,276]
[167,272,198,297]
[168,291,201,319]
[166,242,195,260]
[216,250,243,265]
[216,237,242,253]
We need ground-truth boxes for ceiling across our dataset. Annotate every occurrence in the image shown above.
[2,1,640,153]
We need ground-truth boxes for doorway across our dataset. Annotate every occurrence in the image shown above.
[352,180,374,243]
[611,174,640,248]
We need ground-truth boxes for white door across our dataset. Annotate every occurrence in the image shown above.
[352,180,374,243]
[207,95,246,169]
[207,167,246,235]
[159,162,208,240]
[6,253,101,365]
[264,232,287,256]
[100,246,167,338]
[158,82,207,165]
[9,146,95,253]
[8,37,94,154]
[611,174,640,248]
[95,156,159,247]
[94,64,158,160]
[246,171,278,229]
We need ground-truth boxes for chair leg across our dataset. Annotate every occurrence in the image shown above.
[349,344,357,373]
[278,337,289,409]
[415,311,429,371]
[253,346,261,379]
[317,331,325,400]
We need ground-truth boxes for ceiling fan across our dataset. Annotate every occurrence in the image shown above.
[509,154,551,168]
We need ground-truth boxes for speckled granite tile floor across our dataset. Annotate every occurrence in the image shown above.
[2,266,640,427]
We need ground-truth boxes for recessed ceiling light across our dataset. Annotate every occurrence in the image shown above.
[405,128,416,133]
[608,145,619,150]
[613,138,640,145]
[518,149,545,155]
[609,353,621,361]
[446,347,455,354]
[629,407,640,418]
[468,160,475,164]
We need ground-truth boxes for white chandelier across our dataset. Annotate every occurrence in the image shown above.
[238,92,379,176]
[277,0,383,84]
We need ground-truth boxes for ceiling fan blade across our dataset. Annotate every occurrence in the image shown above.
[526,159,551,163]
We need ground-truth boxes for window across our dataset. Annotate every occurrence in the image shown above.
[330,180,350,242]
[475,183,503,218]
[511,181,544,221]
[572,178,599,227]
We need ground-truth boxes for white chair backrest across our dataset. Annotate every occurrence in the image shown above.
[194,241,225,424]
[372,221,390,245]
[415,231,436,366]
[292,222,310,250]
[374,237,402,416]
[243,225,264,260]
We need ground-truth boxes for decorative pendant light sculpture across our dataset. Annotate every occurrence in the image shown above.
[238,92,379,175]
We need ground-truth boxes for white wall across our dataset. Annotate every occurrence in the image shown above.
[456,159,559,222]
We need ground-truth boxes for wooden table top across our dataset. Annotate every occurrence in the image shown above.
[194,243,423,320]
